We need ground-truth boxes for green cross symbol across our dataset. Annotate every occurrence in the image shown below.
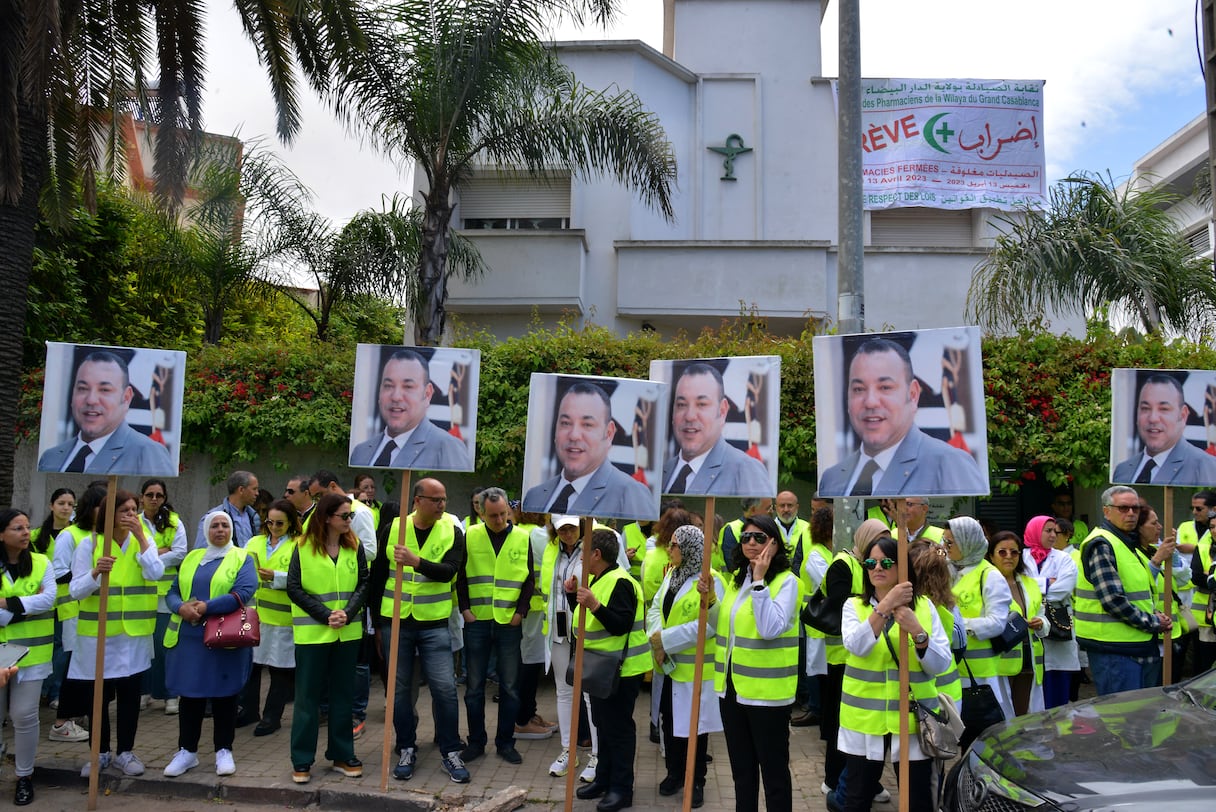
[934,120,955,144]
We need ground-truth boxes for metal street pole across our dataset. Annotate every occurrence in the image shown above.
[837,0,864,334]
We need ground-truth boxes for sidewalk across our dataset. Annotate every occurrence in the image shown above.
[30,678,857,811]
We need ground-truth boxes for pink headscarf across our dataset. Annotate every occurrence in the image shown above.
[1023,515,1053,566]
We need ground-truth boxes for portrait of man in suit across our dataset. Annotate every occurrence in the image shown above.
[662,362,771,497]
[521,380,656,519]
[816,336,988,497]
[348,347,473,471]
[1111,372,1216,487]
[37,349,176,476]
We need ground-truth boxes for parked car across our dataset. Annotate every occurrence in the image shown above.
[948,670,1216,812]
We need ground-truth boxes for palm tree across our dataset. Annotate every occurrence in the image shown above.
[327,0,677,345]
[967,172,1216,339]
[0,1,363,500]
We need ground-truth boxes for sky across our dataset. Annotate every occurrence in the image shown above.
[201,0,1207,226]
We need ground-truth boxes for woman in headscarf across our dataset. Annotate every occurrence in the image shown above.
[946,516,1015,721]
[161,510,258,778]
[648,525,723,809]
[1020,516,1077,709]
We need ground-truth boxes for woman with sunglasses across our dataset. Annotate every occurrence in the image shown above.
[139,478,187,715]
[707,513,798,812]
[839,534,951,812]
[1021,516,1078,709]
[243,499,302,736]
[286,493,369,784]
[987,531,1047,717]
[161,510,258,778]
[947,516,1016,721]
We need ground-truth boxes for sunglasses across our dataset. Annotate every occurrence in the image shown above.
[740,531,770,543]
[334,512,353,521]
[994,549,1020,558]
[862,558,896,571]
[1105,504,1139,513]
[284,488,299,495]
[266,519,288,528]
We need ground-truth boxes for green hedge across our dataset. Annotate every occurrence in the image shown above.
[19,319,1216,488]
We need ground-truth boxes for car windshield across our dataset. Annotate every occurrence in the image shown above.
[1176,670,1216,710]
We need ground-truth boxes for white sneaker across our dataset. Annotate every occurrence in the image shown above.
[548,747,576,777]
[821,782,832,795]
[874,787,892,804]
[163,748,199,777]
[81,752,112,777]
[215,748,235,776]
[49,719,89,742]
[579,753,598,783]
[165,698,180,715]
[114,751,145,776]
[139,694,150,710]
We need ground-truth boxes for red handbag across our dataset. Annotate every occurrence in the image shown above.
[203,593,260,649]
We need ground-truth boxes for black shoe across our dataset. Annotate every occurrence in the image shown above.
[234,712,258,728]
[705,752,713,763]
[497,746,522,764]
[691,784,704,809]
[576,781,609,800]
[826,789,844,812]
[253,719,281,737]
[790,710,821,727]
[461,744,485,762]
[597,791,632,812]
[658,776,681,796]
[14,776,32,806]
[649,722,660,743]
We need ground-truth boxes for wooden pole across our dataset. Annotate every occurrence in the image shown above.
[1162,488,1174,687]
[896,499,910,812]
[681,496,716,812]
[380,472,413,791]
[87,476,119,810]
[563,517,593,812]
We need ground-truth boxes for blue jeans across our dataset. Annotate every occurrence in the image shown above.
[463,619,522,750]
[385,623,461,754]
[43,616,68,702]
[1087,650,1161,696]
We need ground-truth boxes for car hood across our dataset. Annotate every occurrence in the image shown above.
[973,684,1216,807]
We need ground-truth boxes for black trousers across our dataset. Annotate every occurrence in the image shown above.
[589,674,642,795]
[85,671,144,754]
[660,672,708,786]
[244,664,295,724]
[720,679,792,812]
[516,661,542,725]
[843,753,932,812]
[178,695,237,752]
[819,664,847,789]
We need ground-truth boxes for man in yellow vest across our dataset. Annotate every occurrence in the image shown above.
[892,498,944,544]
[371,478,470,783]
[1076,486,1174,695]
[1187,496,1216,676]
[457,487,535,765]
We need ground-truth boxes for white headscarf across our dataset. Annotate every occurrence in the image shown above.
[200,510,235,564]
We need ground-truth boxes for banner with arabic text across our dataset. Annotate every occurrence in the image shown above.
[849,78,1046,211]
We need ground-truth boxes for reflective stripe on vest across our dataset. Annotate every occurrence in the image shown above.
[1192,532,1214,630]
[933,604,962,702]
[714,570,799,700]
[150,513,181,599]
[1074,528,1157,644]
[380,516,456,622]
[247,534,298,626]
[583,567,650,678]
[292,544,362,645]
[77,537,157,638]
[953,561,1020,677]
[663,574,719,682]
[465,524,531,624]
[826,553,864,665]
[642,546,669,608]
[841,597,941,736]
[799,542,832,641]
[163,548,249,648]
[623,523,647,581]
[0,554,54,666]
[54,525,90,622]
[1008,574,1044,682]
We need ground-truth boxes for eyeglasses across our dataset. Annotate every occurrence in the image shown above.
[334,512,353,521]
[417,495,447,504]
[143,492,165,500]
[266,519,288,528]
[1105,504,1139,513]
[284,488,299,495]
[740,531,769,543]
[862,558,897,571]
[994,549,1020,558]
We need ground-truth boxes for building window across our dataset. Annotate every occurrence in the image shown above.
[459,173,571,230]
[1184,225,1210,257]
[870,207,973,248]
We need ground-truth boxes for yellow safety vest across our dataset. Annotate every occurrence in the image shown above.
[622,523,647,581]
[716,519,743,572]
[0,554,54,666]
[1009,575,1044,682]
[934,604,962,702]
[582,567,650,678]
[464,524,531,624]
[826,552,865,665]
[148,513,182,600]
[77,536,158,638]
[714,570,799,701]
[246,534,298,626]
[291,543,362,645]
[662,573,719,682]
[380,516,456,622]
[1075,529,1157,645]
[841,596,943,736]
[798,541,833,641]
[953,561,1020,677]
[51,525,89,622]
[641,546,669,608]
[1189,530,1214,630]
[162,548,250,648]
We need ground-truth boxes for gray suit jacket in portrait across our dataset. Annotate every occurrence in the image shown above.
[522,462,655,520]
[1111,439,1216,487]
[349,418,472,471]
[818,426,989,497]
[661,437,771,497]
[38,422,176,476]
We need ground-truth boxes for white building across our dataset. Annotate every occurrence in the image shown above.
[427,0,1084,339]
[1127,113,1213,262]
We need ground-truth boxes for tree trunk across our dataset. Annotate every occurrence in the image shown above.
[415,191,454,347]
[0,100,50,504]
